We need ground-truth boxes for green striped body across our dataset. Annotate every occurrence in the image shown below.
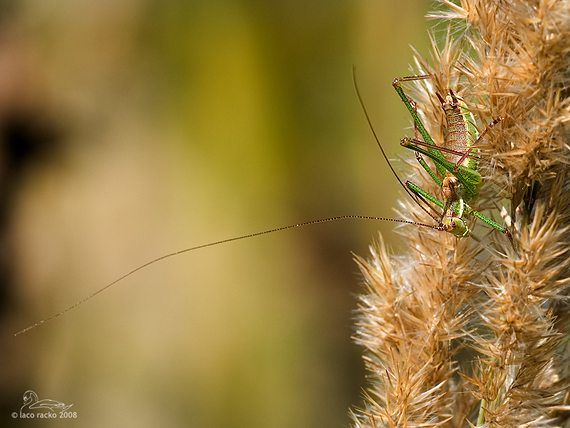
[439,92,480,235]
[441,93,479,172]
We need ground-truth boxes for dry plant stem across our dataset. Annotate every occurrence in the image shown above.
[352,1,570,427]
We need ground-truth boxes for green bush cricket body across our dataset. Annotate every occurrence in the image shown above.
[391,74,511,240]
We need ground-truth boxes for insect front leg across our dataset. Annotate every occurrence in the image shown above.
[404,180,471,238]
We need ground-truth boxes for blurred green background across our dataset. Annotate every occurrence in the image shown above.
[1,0,430,427]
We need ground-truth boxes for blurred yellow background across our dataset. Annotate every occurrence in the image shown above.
[2,1,430,427]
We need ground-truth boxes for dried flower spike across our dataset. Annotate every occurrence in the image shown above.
[352,1,570,427]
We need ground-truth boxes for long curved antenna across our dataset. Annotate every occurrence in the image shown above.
[352,67,441,223]
[15,214,440,336]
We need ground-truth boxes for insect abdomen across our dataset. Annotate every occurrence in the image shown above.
[443,97,478,171]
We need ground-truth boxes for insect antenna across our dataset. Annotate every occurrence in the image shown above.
[352,68,443,223]
[15,214,442,336]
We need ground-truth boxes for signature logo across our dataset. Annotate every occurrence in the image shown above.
[12,390,75,419]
